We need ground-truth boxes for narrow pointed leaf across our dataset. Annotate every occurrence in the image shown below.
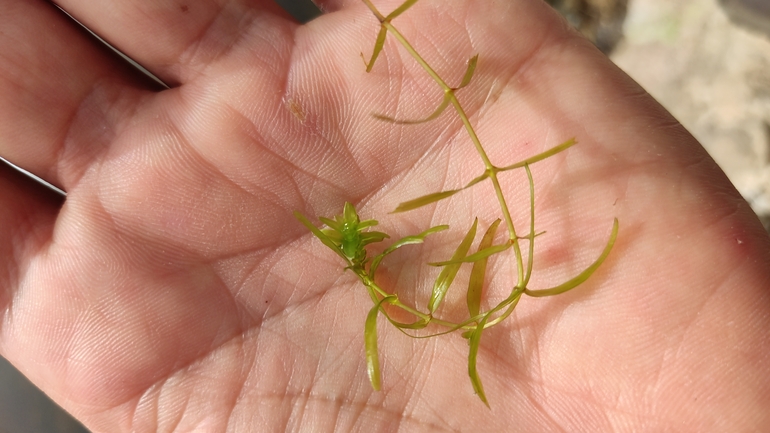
[360,231,390,246]
[499,138,577,172]
[457,54,479,89]
[318,216,341,231]
[525,218,619,297]
[343,201,358,223]
[372,93,451,125]
[385,0,420,20]
[364,26,388,72]
[428,218,478,314]
[358,219,379,229]
[480,289,523,329]
[370,225,449,274]
[384,225,449,253]
[383,314,430,330]
[467,219,501,318]
[365,295,396,391]
[430,242,509,266]
[320,228,342,242]
[392,189,461,213]
[360,231,389,241]
[523,163,536,287]
[468,314,490,407]
[463,172,489,189]
[294,212,348,262]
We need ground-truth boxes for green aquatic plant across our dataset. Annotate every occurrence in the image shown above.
[296,0,618,406]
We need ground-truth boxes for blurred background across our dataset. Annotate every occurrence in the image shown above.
[3,0,768,431]
[553,0,770,231]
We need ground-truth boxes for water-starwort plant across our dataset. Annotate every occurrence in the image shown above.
[295,0,619,406]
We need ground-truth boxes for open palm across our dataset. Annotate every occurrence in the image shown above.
[1,0,769,431]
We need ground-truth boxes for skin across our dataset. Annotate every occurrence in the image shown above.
[1,0,769,431]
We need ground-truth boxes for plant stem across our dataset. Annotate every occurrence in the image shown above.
[356,267,486,330]
[522,163,536,287]
[382,21,526,285]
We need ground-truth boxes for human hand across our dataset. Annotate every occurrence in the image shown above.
[1,0,768,431]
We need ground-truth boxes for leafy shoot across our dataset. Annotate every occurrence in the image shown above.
[295,0,619,405]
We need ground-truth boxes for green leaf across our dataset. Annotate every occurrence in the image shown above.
[385,225,449,253]
[523,163,536,287]
[343,201,359,223]
[360,231,390,246]
[366,295,396,391]
[429,242,509,266]
[358,219,379,229]
[392,189,461,213]
[457,54,479,89]
[364,26,388,72]
[525,218,619,297]
[428,218,478,314]
[499,138,577,172]
[477,288,523,330]
[372,93,451,125]
[468,314,491,407]
[294,211,349,262]
[384,314,430,330]
[386,0,420,20]
[369,225,449,275]
[318,216,341,231]
[467,219,501,318]
[463,172,489,189]
[320,228,342,242]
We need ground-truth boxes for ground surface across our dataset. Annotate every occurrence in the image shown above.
[610,0,770,230]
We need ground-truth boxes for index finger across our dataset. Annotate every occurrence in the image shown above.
[54,0,296,86]
[0,0,159,190]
